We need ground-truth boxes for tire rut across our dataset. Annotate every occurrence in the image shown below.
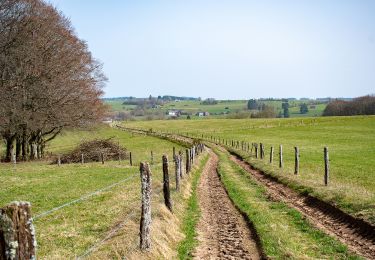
[194,149,262,260]
[229,151,375,259]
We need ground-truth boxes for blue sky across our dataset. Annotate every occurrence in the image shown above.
[48,0,375,99]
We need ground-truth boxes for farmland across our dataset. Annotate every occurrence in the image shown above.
[122,115,375,225]
[0,126,199,258]
[1,117,374,258]
[105,98,327,119]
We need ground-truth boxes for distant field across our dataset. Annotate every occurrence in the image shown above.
[0,126,187,258]
[105,99,137,112]
[123,116,375,224]
[105,99,326,119]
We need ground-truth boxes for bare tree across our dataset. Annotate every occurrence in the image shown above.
[0,0,107,161]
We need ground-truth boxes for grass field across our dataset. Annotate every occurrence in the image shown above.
[0,125,190,258]
[122,115,375,224]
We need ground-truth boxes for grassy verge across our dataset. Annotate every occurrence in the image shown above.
[90,151,209,259]
[215,147,362,259]
[177,154,208,259]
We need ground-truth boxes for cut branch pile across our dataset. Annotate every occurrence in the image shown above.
[55,138,128,164]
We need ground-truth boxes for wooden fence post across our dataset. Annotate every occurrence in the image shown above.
[140,162,152,251]
[162,155,172,212]
[270,146,274,164]
[255,144,258,158]
[12,152,16,165]
[58,155,61,166]
[150,151,154,165]
[0,202,37,259]
[179,151,183,179]
[260,143,264,159]
[189,149,193,170]
[101,152,104,164]
[173,147,176,162]
[81,154,84,164]
[294,147,299,174]
[324,147,329,186]
[279,145,283,168]
[185,149,190,174]
[175,155,181,191]
[130,152,133,166]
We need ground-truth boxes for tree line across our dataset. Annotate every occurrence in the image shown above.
[323,95,375,116]
[0,0,107,162]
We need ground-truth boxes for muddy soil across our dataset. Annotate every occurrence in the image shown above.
[194,150,262,259]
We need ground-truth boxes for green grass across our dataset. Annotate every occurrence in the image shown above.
[215,147,361,259]
[105,99,137,112]
[177,155,208,260]
[123,116,375,224]
[0,125,185,258]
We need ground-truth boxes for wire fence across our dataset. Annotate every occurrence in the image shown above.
[1,126,205,258]
[33,174,138,221]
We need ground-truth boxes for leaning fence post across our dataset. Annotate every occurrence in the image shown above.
[162,155,172,212]
[294,147,299,174]
[175,154,181,191]
[279,145,283,168]
[324,147,329,186]
[129,152,133,166]
[0,202,37,259]
[270,146,274,164]
[140,162,152,251]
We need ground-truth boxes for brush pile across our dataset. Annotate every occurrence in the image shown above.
[55,138,128,164]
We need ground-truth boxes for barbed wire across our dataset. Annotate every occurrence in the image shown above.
[76,186,164,259]
[33,174,138,220]
[76,199,140,259]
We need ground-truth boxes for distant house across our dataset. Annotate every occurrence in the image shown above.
[197,111,210,117]
[102,118,113,124]
[168,110,181,117]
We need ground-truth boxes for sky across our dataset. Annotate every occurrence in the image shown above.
[48,0,375,99]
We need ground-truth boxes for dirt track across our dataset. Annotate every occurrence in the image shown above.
[230,152,375,259]
[194,150,262,259]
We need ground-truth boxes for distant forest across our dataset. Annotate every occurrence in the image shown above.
[323,95,375,116]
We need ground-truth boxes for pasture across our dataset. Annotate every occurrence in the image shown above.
[105,99,327,118]
[123,115,375,224]
[0,126,196,258]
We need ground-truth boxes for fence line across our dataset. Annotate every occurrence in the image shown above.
[190,132,329,186]
[1,126,207,259]
[33,174,138,220]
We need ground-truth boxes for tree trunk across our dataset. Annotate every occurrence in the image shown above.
[4,135,16,162]
[22,127,28,161]
[16,137,22,161]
